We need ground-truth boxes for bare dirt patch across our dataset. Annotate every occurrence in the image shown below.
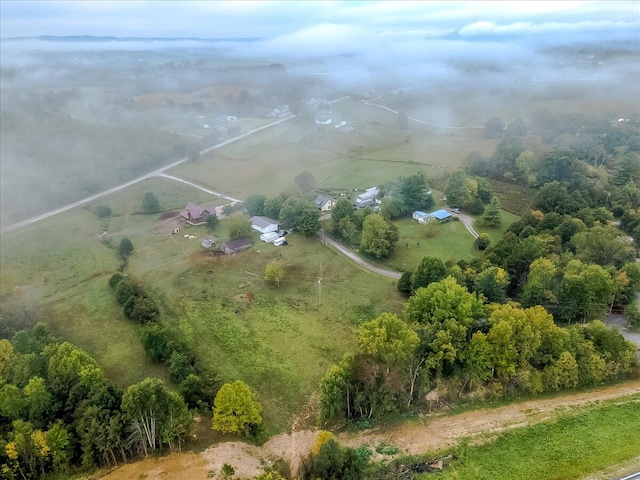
[90,381,640,479]
[337,380,640,455]
[151,215,188,236]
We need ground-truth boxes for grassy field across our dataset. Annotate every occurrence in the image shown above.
[0,196,405,431]
[421,395,640,480]
[134,222,405,432]
[0,97,525,433]
[168,98,494,200]
[360,208,519,273]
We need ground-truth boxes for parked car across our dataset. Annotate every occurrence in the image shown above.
[452,208,461,214]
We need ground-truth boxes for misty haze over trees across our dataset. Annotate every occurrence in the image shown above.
[1,2,639,479]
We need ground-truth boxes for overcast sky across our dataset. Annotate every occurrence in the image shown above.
[1,1,638,42]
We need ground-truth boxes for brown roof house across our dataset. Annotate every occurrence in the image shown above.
[180,202,215,225]
[221,237,252,255]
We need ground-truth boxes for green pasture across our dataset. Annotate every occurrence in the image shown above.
[420,395,640,480]
[1,195,405,431]
[168,98,490,200]
[130,227,406,432]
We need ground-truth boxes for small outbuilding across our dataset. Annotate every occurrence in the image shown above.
[250,216,280,234]
[413,211,429,224]
[221,237,252,255]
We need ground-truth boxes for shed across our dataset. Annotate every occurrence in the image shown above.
[413,211,429,224]
[250,216,280,234]
[221,237,252,255]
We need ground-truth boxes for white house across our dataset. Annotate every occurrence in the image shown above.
[315,194,336,212]
[355,187,380,207]
[250,216,280,234]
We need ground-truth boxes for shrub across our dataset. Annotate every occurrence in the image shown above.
[129,297,160,324]
[375,442,399,455]
[95,204,112,219]
[118,237,134,258]
[108,272,125,289]
[142,192,160,213]
[397,271,413,294]
[114,281,137,305]
[624,301,640,328]
[474,233,491,250]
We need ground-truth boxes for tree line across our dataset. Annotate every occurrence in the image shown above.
[0,321,266,479]
[319,277,637,426]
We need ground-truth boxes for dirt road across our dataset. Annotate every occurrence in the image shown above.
[363,100,484,130]
[93,380,640,480]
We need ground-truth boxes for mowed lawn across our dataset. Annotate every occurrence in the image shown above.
[362,208,519,273]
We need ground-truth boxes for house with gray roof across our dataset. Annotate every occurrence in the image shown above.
[315,194,336,212]
[250,216,280,234]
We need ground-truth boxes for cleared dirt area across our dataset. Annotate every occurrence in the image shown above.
[93,380,640,480]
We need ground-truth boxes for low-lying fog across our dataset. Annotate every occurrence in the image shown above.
[1,1,638,227]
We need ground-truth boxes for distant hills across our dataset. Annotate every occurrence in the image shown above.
[2,35,262,43]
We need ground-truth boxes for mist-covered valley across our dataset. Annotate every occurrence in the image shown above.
[1,27,638,227]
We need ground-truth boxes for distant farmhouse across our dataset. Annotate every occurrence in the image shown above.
[413,209,452,223]
[315,194,336,212]
[180,202,215,225]
[355,187,380,208]
[250,216,280,234]
[221,237,252,255]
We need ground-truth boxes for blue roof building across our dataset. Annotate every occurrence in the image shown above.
[429,209,452,221]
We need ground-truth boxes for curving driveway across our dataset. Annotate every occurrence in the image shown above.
[317,231,401,279]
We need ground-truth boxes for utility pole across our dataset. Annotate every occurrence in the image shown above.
[318,262,323,307]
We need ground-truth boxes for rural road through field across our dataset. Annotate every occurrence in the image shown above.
[363,99,485,129]
[0,97,350,235]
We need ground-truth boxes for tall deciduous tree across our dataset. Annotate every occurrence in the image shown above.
[410,256,446,292]
[560,260,614,323]
[226,216,252,240]
[212,381,262,436]
[142,192,160,214]
[244,195,266,217]
[264,262,285,287]
[122,378,191,455]
[360,214,398,258]
[357,313,419,368]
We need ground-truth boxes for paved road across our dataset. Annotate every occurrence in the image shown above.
[317,231,402,279]
[363,100,484,130]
